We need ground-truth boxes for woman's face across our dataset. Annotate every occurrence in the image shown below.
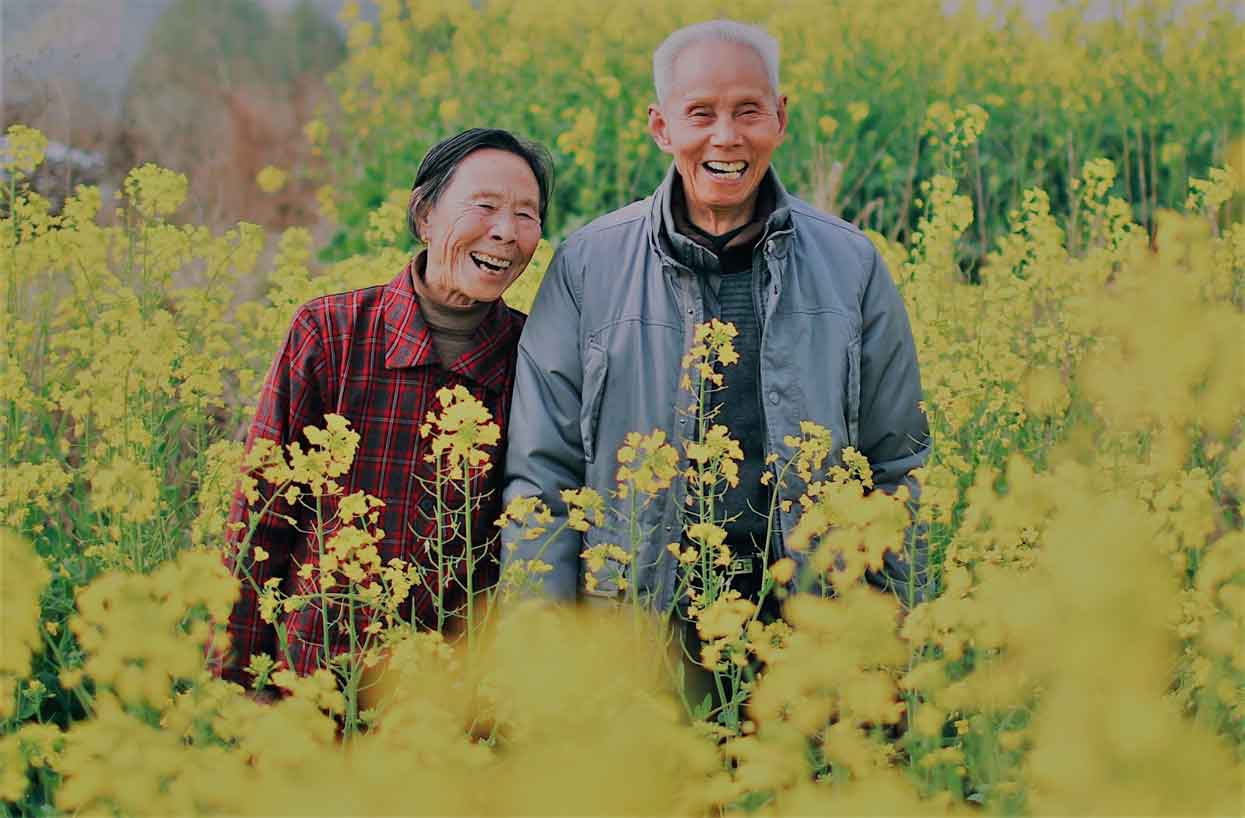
[417,148,542,305]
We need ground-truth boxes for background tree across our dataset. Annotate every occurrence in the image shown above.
[114,0,344,227]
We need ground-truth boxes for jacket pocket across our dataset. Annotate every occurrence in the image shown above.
[581,341,608,464]
[846,336,861,449]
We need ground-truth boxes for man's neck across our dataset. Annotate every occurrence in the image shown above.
[672,174,773,255]
[682,185,760,237]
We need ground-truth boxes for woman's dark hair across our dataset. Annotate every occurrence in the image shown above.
[408,128,554,242]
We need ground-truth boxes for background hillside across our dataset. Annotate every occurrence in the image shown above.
[2,0,349,227]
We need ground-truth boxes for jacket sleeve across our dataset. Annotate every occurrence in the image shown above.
[213,305,327,686]
[500,246,587,602]
[856,244,931,605]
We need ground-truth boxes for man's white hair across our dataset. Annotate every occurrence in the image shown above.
[653,19,781,106]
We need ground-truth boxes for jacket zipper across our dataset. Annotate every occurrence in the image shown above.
[752,239,777,565]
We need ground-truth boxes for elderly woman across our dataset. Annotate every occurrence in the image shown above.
[215,128,553,692]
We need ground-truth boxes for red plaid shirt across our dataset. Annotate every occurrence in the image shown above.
[213,259,524,687]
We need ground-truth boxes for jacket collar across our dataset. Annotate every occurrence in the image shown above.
[649,162,794,272]
[381,255,522,393]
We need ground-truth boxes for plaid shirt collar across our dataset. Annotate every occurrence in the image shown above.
[382,254,522,393]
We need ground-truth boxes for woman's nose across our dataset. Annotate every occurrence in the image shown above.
[490,210,517,243]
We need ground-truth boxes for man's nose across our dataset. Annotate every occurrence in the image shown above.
[709,116,740,147]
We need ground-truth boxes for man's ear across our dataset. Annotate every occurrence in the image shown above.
[776,94,790,142]
[648,103,674,155]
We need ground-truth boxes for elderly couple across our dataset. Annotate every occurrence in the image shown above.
[217,19,929,690]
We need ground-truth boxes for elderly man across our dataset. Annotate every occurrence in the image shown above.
[502,20,928,617]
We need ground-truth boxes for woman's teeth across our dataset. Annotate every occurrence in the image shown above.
[469,251,512,272]
[704,160,747,179]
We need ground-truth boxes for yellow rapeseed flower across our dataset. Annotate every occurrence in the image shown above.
[256,165,288,194]
[1,124,47,175]
[0,530,50,719]
[122,163,188,219]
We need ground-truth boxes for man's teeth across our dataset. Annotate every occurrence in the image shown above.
[470,252,511,270]
[705,160,747,175]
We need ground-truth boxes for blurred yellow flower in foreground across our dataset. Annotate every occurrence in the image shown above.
[256,166,288,194]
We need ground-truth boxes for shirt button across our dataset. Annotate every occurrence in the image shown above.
[664,524,673,532]
[678,417,686,425]
[768,390,780,405]
[686,307,694,316]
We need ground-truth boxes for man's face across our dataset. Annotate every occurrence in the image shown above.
[648,39,787,220]
[417,148,542,304]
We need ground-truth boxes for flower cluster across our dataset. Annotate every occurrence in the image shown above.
[421,385,501,481]
[615,429,679,498]
[0,531,50,720]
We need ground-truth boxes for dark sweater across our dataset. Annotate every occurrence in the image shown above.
[665,180,776,595]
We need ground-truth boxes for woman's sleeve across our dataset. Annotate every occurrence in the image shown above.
[212,305,327,687]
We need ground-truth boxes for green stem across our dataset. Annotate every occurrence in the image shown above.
[463,465,475,657]
[316,499,331,671]
[344,591,359,738]
[435,467,447,634]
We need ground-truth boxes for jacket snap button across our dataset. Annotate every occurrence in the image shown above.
[768,390,780,405]
[765,240,775,254]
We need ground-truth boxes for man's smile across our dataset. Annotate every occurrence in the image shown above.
[703,160,748,180]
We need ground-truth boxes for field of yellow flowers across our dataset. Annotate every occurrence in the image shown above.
[3,1,1245,815]
[319,0,1242,257]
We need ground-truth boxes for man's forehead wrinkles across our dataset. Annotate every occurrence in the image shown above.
[679,89,772,106]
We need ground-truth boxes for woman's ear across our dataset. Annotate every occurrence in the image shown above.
[408,188,426,243]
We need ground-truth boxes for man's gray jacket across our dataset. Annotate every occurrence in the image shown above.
[501,166,930,610]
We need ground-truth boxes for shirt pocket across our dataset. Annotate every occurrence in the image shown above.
[846,335,861,449]
[581,340,609,464]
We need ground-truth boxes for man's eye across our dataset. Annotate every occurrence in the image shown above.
[476,202,497,211]
[518,212,537,221]
[689,110,712,120]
